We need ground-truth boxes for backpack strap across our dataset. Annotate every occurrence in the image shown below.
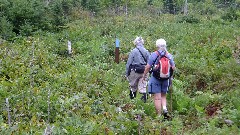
[154,50,168,62]
[156,51,170,60]
[136,47,147,64]
[149,51,159,74]
[154,51,160,64]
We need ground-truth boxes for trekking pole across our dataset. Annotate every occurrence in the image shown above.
[169,78,173,113]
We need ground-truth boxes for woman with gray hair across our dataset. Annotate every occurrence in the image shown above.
[126,37,150,102]
[142,38,175,118]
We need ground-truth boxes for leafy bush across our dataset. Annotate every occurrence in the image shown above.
[0,9,240,134]
[0,16,15,40]
[221,7,239,21]
[176,15,200,23]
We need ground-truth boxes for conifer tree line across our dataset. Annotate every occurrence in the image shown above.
[0,0,239,40]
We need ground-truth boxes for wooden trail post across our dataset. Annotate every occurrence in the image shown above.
[115,38,120,64]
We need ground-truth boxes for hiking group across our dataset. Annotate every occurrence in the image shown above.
[126,37,176,119]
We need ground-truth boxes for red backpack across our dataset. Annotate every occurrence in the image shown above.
[152,51,172,80]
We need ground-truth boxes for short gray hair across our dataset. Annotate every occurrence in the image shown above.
[134,36,144,46]
[156,39,167,51]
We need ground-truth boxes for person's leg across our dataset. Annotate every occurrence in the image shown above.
[141,93,147,103]
[162,93,170,119]
[161,93,167,111]
[138,76,148,103]
[129,89,136,99]
[148,77,162,114]
[133,90,137,98]
[127,71,138,99]
[161,79,170,119]
[161,79,170,111]
[154,93,162,115]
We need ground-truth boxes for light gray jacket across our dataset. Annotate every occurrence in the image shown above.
[126,45,150,76]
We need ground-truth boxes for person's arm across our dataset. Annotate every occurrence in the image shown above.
[126,51,134,76]
[170,60,176,71]
[169,54,176,79]
[142,64,151,79]
[142,52,155,79]
[168,54,176,70]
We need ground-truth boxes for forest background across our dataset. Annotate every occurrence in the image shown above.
[0,0,240,134]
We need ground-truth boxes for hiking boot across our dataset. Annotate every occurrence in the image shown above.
[163,109,170,120]
[141,93,147,103]
[129,90,136,99]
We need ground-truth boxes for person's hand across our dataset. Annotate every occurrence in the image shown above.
[125,75,128,79]
[140,77,144,83]
[141,75,147,83]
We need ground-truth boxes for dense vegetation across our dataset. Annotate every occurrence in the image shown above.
[1,0,240,39]
[1,0,240,134]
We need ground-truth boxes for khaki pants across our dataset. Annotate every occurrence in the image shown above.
[127,70,148,93]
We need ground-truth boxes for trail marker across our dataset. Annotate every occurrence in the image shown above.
[115,38,120,63]
[67,40,72,54]
[6,98,11,126]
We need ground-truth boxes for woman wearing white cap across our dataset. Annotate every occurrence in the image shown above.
[126,37,150,102]
[142,38,176,118]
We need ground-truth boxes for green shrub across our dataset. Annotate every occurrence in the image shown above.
[221,7,239,21]
[1,10,240,134]
[0,16,15,40]
[176,15,200,23]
